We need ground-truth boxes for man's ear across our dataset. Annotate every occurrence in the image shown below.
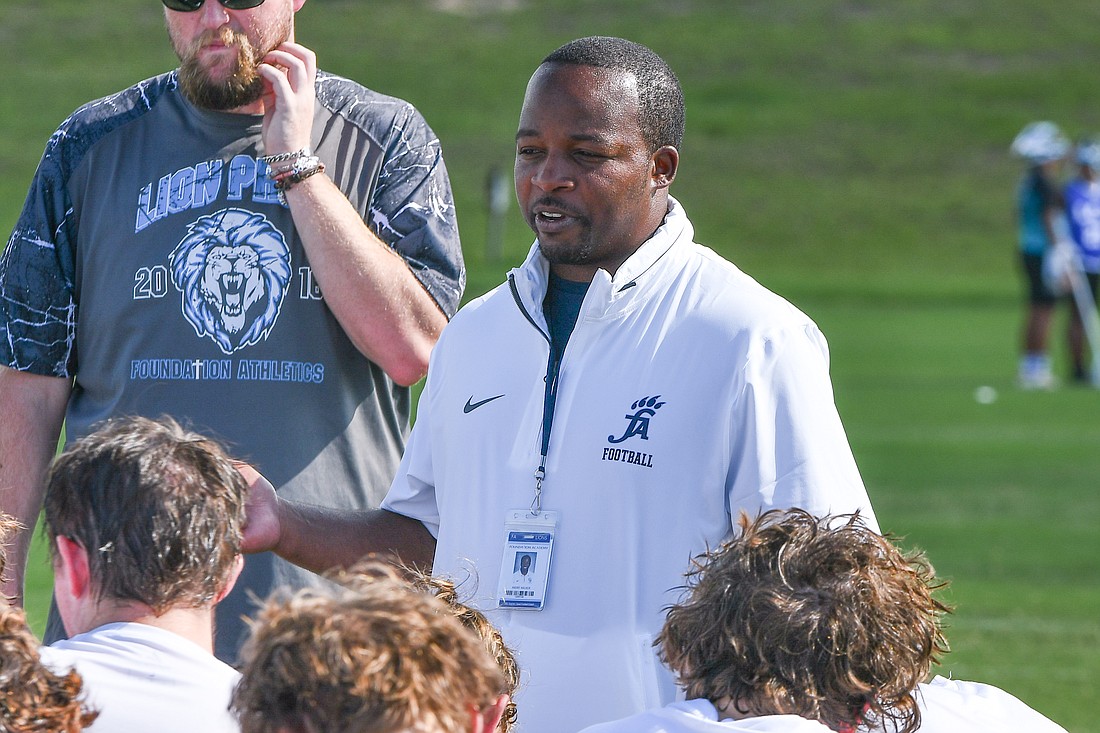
[54,535,92,601]
[471,694,509,733]
[651,145,679,189]
[214,554,245,604]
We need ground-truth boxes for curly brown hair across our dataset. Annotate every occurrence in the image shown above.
[0,606,97,732]
[658,509,950,733]
[43,415,246,613]
[410,573,520,733]
[233,565,508,733]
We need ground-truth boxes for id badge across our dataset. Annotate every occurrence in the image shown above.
[496,509,558,610]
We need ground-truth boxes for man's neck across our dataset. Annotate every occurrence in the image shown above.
[230,100,266,115]
[549,263,598,283]
[182,88,265,117]
[78,602,217,654]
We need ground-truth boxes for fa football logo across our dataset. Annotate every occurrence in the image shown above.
[169,208,292,355]
[608,395,666,444]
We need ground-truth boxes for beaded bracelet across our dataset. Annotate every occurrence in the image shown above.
[272,156,326,204]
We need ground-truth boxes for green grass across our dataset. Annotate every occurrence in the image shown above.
[820,295,1100,721]
[3,0,1099,729]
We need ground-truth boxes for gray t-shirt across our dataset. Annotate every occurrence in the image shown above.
[0,70,464,661]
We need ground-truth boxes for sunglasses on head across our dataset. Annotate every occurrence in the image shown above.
[161,0,266,11]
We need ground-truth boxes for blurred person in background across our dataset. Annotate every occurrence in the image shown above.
[1010,121,1070,389]
[1062,137,1100,385]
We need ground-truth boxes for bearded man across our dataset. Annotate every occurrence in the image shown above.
[0,0,464,663]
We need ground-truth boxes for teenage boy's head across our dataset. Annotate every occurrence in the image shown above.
[659,508,949,733]
[44,415,246,632]
[411,572,520,733]
[233,566,509,733]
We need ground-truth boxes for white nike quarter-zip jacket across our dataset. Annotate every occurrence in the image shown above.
[383,198,876,733]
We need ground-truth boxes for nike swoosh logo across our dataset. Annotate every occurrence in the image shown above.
[464,394,505,413]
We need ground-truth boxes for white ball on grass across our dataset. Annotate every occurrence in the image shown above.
[974,385,997,404]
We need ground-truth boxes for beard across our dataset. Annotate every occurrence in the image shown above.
[173,16,289,111]
[537,233,595,267]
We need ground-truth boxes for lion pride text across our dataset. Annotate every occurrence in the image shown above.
[135,156,281,233]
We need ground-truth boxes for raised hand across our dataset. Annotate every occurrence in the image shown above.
[257,41,317,157]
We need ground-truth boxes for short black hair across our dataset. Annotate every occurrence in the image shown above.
[543,36,685,152]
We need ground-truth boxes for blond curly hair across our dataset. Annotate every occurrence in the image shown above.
[0,606,97,732]
[659,509,950,733]
[233,565,507,733]
[410,573,519,733]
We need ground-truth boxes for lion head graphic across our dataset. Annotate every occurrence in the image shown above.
[169,208,292,355]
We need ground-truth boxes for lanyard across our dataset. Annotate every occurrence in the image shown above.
[533,344,563,515]
[523,270,590,515]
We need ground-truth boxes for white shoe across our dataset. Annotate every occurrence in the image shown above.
[1018,368,1056,390]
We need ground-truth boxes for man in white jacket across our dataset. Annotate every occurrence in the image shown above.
[242,36,876,733]
[39,416,245,733]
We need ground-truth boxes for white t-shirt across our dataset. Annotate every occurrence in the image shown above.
[578,699,834,732]
[39,622,241,733]
[913,676,1068,732]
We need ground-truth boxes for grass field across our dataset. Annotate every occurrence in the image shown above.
[2,1,1099,730]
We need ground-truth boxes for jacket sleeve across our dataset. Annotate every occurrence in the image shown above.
[380,330,445,537]
[725,322,878,531]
